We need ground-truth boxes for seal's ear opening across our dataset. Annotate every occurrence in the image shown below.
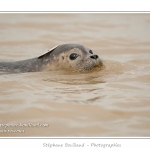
[38,45,58,59]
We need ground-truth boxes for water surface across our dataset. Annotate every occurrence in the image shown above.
[0,13,150,136]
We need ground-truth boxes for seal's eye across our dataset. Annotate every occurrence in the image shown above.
[89,50,93,54]
[69,53,78,60]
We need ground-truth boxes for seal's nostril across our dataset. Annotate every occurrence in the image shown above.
[95,55,98,59]
[90,55,98,59]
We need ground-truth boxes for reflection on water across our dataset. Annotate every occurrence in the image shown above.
[0,13,150,137]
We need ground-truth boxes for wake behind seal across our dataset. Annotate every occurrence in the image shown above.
[0,43,103,73]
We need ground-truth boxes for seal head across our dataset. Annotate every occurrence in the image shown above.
[39,43,103,72]
[0,43,103,73]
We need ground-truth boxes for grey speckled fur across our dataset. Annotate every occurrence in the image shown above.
[0,58,44,73]
[0,43,103,73]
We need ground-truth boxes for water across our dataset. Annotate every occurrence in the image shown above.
[0,13,150,136]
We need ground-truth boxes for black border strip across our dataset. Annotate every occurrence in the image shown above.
[0,138,150,139]
[0,11,150,12]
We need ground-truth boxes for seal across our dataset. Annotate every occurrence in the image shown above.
[0,43,103,73]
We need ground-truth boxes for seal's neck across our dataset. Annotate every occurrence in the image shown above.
[0,58,46,73]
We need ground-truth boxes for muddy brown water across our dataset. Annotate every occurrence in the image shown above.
[0,13,150,137]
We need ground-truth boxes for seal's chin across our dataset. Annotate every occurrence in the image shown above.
[95,59,103,68]
[76,58,103,72]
